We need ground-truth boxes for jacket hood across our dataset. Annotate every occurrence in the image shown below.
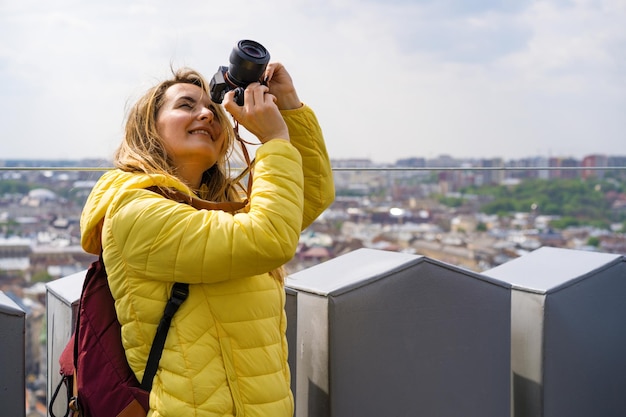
[80,169,191,255]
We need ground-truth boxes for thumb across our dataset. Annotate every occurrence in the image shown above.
[222,90,242,118]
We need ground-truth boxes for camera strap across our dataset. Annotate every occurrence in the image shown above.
[232,121,255,203]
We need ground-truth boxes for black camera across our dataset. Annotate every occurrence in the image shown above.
[209,40,270,106]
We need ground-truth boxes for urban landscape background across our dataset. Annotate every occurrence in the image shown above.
[1,152,626,414]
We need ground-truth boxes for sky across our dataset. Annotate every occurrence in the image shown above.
[1,0,625,163]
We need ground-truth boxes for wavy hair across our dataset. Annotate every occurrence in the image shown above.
[114,67,240,202]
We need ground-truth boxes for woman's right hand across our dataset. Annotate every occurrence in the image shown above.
[222,83,290,144]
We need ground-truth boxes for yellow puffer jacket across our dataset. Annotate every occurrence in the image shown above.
[80,105,334,417]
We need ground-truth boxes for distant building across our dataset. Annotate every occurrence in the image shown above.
[22,189,57,207]
[549,157,580,179]
[582,154,608,179]
[477,158,505,186]
[396,157,426,167]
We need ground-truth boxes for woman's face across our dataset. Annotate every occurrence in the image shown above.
[156,83,226,171]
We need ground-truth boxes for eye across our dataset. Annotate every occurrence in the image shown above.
[176,96,197,109]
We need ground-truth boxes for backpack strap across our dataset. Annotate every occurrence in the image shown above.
[132,186,212,392]
[140,282,190,391]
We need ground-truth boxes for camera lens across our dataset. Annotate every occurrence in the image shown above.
[227,40,270,87]
[240,44,265,59]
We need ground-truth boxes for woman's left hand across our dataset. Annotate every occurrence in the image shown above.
[264,63,302,111]
[223,83,289,144]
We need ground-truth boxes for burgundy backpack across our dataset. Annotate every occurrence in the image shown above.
[49,185,249,417]
[50,256,188,417]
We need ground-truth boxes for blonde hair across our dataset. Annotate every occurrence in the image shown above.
[115,67,239,202]
[115,67,285,282]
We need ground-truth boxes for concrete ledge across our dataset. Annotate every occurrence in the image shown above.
[0,291,26,417]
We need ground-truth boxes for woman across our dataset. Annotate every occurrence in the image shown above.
[80,63,334,416]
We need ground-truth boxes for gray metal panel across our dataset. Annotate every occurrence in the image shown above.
[46,268,86,305]
[511,291,545,417]
[0,291,26,417]
[285,287,297,399]
[288,249,511,417]
[328,259,511,417]
[286,248,422,296]
[0,291,24,315]
[542,260,626,417]
[485,248,626,417]
[46,273,83,417]
[484,246,622,293]
[295,292,330,417]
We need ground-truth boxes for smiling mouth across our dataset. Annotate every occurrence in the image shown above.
[189,129,214,140]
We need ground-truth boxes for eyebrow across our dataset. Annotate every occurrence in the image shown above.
[177,95,197,103]
[176,95,214,107]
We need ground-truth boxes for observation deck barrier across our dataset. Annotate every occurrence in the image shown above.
[0,292,26,417]
[34,247,625,416]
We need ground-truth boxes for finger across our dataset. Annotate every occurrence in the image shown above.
[264,65,275,84]
[265,92,278,104]
[248,83,270,104]
[242,83,261,107]
[222,90,240,116]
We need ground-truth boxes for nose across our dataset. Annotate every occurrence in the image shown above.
[198,106,215,122]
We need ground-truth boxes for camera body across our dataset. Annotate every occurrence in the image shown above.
[209,40,270,106]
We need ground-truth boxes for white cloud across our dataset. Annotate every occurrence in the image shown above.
[0,0,624,162]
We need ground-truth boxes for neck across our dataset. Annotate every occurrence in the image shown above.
[176,164,205,192]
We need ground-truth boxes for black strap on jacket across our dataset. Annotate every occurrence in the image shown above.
[140,282,190,391]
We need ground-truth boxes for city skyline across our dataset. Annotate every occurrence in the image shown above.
[1,0,625,162]
[2,151,626,169]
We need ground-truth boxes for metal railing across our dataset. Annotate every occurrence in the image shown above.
[2,165,626,172]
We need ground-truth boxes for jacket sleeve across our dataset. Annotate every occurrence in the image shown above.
[104,140,304,284]
[282,105,335,230]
